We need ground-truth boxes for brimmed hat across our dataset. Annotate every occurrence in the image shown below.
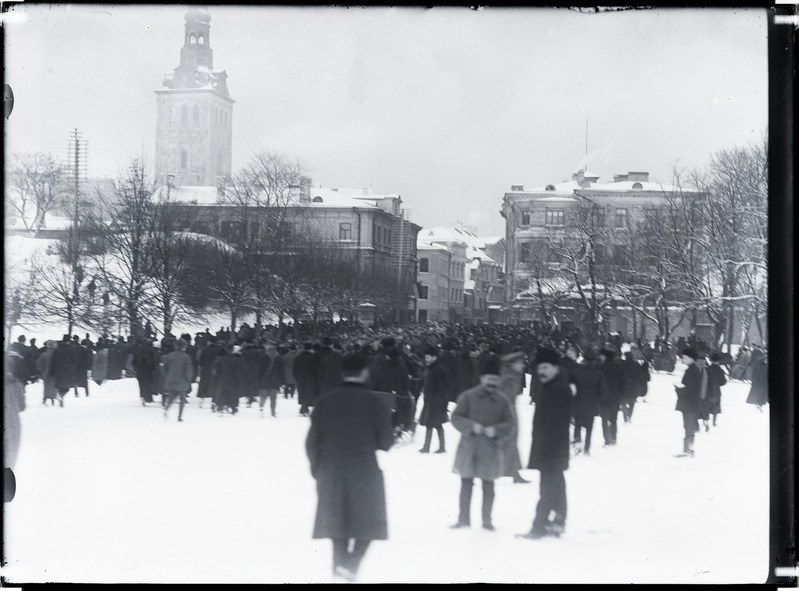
[534,348,561,366]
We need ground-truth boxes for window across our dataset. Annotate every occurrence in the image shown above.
[312,196,323,203]
[191,221,210,234]
[521,211,530,226]
[418,309,428,322]
[614,208,629,228]
[545,209,565,226]
[419,258,429,273]
[632,182,643,190]
[193,105,200,126]
[339,223,352,241]
[418,285,429,300]
[545,184,556,191]
[376,226,382,245]
[519,242,531,263]
[220,221,242,241]
[180,150,188,170]
[181,105,188,126]
[614,245,631,265]
[592,207,605,228]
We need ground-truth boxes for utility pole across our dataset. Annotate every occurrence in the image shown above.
[67,128,88,331]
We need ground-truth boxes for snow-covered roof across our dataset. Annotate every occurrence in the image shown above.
[416,240,451,252]
[153,185,220,205]
[294,187,385,210]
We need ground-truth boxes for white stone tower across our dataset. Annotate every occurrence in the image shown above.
[154,7,234,187]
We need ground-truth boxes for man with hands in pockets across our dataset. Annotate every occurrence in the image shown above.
[450,355,516,531]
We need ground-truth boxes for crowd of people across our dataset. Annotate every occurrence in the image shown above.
[5,321,769,581]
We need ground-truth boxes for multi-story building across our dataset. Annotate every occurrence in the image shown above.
[501,169,707,338]
[416,225,505,324]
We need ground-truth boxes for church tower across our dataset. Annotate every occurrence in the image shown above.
[155,7,234,187]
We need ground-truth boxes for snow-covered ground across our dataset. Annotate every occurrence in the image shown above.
[2,367,769,584]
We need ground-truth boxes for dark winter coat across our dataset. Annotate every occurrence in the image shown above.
[622,357,650,399]
[370,351,410,396]
[258,352,285,390]
[317,348,343,396]
[239,345,263,398]
[105,345,124,380]
[213,352,243,409]
[571,363,607,418]
[49,341,77,390]
[418,360,450,428]
[162,349,195,394]
[705,363,727,415]
[133,344,160,401]
[439,350,458,402]
[746,357,768,406]
[294,350,320,407]
[197,343,220,398]
[598,358,625,409]
[306,382,394,540]
[73,344,93,388]
[498,352,526,477]
[528,370,573,473]
[283,351,298,385]
[37,347,58,400]
[676,363,702,415]
[451,383,516,481]
[453,351,479,398]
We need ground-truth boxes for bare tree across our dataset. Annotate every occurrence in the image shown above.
[6,152,71,231]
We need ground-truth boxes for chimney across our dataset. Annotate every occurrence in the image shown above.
[627,171,649,182]
[299,176,312,204]
[511,184,524,191]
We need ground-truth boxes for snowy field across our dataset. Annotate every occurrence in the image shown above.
[2,367,770,584]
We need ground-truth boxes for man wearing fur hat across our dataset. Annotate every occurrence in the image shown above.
[450,355,516,530]
[518,348,573,540]
[674,347,703,457]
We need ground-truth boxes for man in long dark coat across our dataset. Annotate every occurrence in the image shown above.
[196,337,220,407]
[133,340,159,406]
[518,348,573,540]
[239,339,262,408]
[49,335,77,407]
[418,345,450,454]
[294,342,319,416]
[675,347,703,457]
[306,353,394,583]
[570,349,607,457]
[71,335,93,397]
[370,337,412,434]
[597,347,624,447]
[317,338,343,397]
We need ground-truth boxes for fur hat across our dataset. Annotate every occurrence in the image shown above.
[478,355,502,376]
[380,336,396,350]
[599,347,616,359]
[423,344,439,357]
[681,347,699,360]
[534,348,561,366]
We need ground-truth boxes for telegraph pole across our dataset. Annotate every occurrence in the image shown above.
[67,128,88,331]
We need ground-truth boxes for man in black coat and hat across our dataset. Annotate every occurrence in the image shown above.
[306,353,394,583]
[675,347,703,457]
[597,347,624,447]
[518,348,573,540]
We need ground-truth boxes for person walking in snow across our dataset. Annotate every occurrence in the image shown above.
[418,345,450,454]
[704,352,727,428]
[306,353,394,583]
[597,347,624,447]
[258,343,285,418]
[518,348,573,540]
[674,347,703,457]
[450,355,516,530]
[162,338,195,422]
[570,348,607,457]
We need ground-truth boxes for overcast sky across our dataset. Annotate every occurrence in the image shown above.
[4,5,768,235]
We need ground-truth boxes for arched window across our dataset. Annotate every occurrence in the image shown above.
[545,184,556,191]
[189,34,197,44]
[180,150,188,170]
[193,105,200,126]
[312,196,323,203]
[198,35,205,45]
[180,105,188,126]
[632,182,643,190]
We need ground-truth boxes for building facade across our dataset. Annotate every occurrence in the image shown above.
[501,169,707,339]
[415,225,506,324]
[154,8,234,187]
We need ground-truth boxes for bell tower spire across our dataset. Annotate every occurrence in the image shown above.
[154,7,234,187]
